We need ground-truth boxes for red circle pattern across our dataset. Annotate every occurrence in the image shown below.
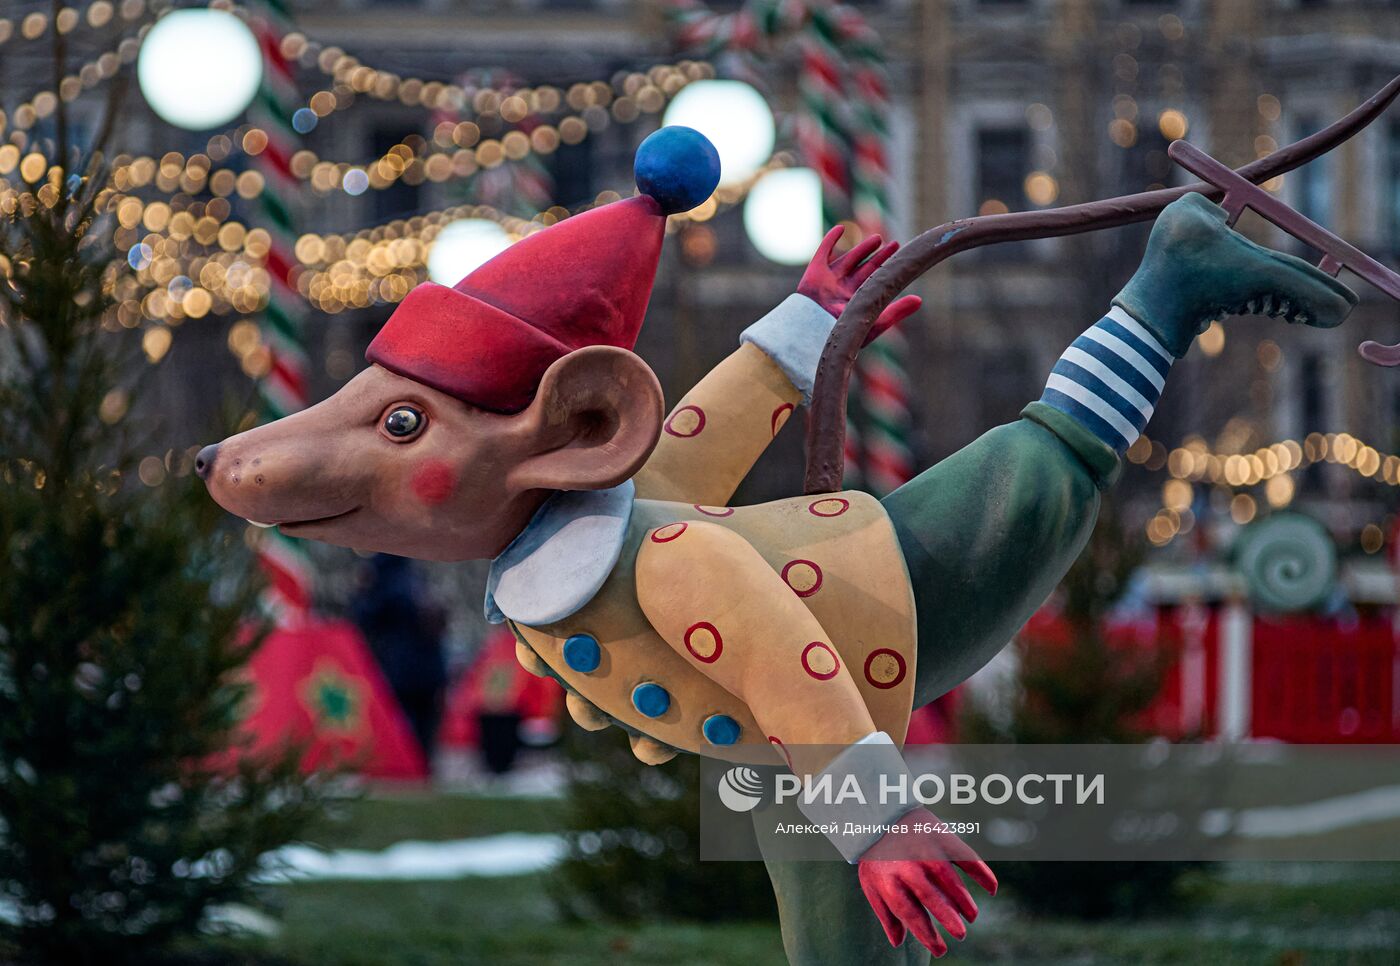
[683,621,723,663]
[800,641,841,680]
[664,405,707,438]
[863,648,908,690]
[780,559,824,598]
[771,403,794,437]
[649,522,688,543]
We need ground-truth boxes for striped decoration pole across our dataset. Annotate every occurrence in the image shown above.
[247,0,314,621]
[793,7,864,489]
[663,0,912,494]
[838,7,913,495]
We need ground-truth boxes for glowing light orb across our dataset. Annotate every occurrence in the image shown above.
[137,10,263,130]
[428,219,511,286]
[662,80,775,186]
[743,167,824,266]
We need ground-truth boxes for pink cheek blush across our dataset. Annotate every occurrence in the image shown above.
[410,460,457,506]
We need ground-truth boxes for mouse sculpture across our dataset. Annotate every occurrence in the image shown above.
[198,114,1369,963]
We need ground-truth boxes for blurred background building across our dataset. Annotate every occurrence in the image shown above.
[12,5,1400,958]
[5,0,1400,752]
[61,0,1394,544]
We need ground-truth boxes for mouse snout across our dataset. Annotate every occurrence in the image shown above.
[194,443,219,480]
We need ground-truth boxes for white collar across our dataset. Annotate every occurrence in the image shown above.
[483,480,634,626]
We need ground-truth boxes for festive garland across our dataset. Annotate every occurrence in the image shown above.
[246,0,314,621]
[0,0,156,48]
[6,0,913,499]
[1133,431,1400,546]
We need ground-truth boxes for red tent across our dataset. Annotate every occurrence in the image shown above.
[441,628,563,749]
[241,617,428,780]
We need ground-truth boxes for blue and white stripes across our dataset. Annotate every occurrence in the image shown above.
[1040,306,1174,453]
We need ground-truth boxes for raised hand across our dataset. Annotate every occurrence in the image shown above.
[856,807,997,958]
[797,224,921,345]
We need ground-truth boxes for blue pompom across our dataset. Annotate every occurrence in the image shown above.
[634,126,721,215]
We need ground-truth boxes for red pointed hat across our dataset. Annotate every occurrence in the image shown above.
[367,127,721,413]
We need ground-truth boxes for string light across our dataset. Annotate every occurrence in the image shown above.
[2,1,158,141]
[0,0,156,49]
[290,31,710,125]
[0,6,738,353]
[1,0,709,196]
[1131,431,1400,547]
[6,32,148,140]
[6,135,788,330]
[87,60,710,202]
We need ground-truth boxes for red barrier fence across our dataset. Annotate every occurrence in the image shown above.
[1021,608,1400,743]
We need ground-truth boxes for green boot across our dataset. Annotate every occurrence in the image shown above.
[1113,192,1359,359]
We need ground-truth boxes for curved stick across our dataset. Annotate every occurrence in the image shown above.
[1359,342,1400,366]
[804,73,1400,495]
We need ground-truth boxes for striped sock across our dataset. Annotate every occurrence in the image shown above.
[1039,305,1173,453]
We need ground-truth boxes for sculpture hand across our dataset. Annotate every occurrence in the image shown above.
[857,808,997,958]
[798,225,921,345]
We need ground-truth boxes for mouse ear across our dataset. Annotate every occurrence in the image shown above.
[507,345,664,493]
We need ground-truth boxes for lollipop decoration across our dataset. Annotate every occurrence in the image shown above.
[1235,513,1338,613]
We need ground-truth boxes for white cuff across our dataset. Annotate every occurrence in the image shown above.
[795,731,915,863]
[739,293,837,404]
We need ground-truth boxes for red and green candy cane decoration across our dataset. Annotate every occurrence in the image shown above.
[246,0,315,621]
[836,5,912,495]
[665,0,913,494]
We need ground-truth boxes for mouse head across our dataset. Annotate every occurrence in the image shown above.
[197,349,663,560]
[197,126,719,561]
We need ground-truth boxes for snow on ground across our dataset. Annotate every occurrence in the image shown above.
[258,832,566,883]
[1201,784,1400,839]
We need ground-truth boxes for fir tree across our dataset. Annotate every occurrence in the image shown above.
[0,67,326,962]
[552,728,776,924]
[960,500,1204,918]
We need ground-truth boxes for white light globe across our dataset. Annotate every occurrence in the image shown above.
[744,167,824,266]
[138,9,263,130]
[428,219,511,285]
[663,79,775,186]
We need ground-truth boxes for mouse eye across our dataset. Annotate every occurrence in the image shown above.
[382,405,425,440]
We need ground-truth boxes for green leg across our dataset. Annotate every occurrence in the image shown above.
[753,798,930,966]
[882,402,1119,709]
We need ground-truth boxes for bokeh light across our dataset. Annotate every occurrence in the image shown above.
[663,79,774,185]
[427,218,511,285]
[137,10,263,130]
[743,167,823,266]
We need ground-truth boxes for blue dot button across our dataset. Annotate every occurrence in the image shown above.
[562,634,601,673]
[702,714,741,746]
[632,682,671,718]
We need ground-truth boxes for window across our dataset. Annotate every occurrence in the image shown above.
[1293,115,1332,230]
[975,127,1031,260]
[1119,126,1173,194]
[371,125,419,223]
[1392,384,1400,455]
[976,127,1030,215]
[1388,119,1400,257]
[548,137,595,209]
